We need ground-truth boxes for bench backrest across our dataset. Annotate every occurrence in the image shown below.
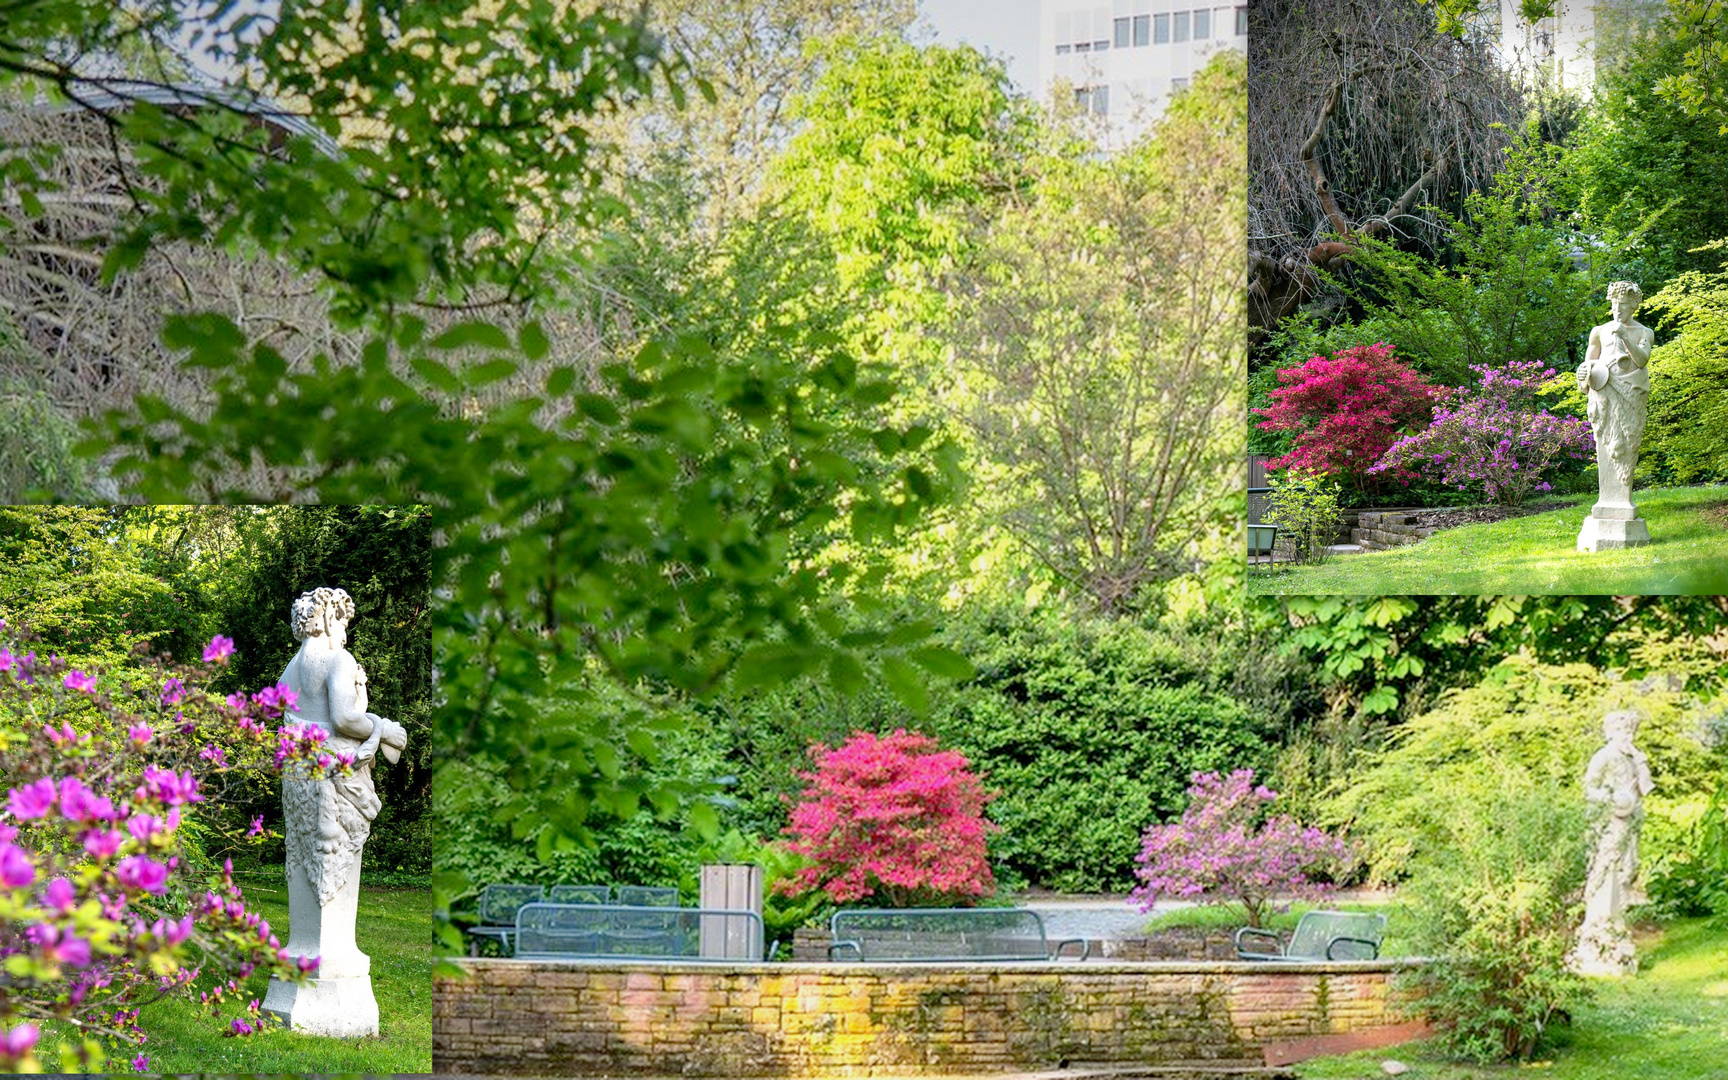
[1287,910,1387,960]
[615,885,679,907]
[514,902,764,961]
[548,884,611,905]
[829,908,1055,961]
[478,884,545,926]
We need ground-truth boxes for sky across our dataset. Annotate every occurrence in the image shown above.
[916,0,1042,97]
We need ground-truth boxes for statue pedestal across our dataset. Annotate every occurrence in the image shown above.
[1578,503,1649,552]
[260,831,380,1037]
[1569,919,1637,977]
[262,969,380,1037]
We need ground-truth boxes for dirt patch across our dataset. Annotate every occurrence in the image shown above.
[1409,498,1571,532]
[1701,501,1728,529]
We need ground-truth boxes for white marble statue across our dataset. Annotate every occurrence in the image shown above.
[1576,281,1654,551]
[262,586,408,1037]
[1570,709,1653,977]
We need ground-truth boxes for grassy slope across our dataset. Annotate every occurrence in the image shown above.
[1295,918,1728,1080]
[40,885,431,1073]
[1251,485,1728,595]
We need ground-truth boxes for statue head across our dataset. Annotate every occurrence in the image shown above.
[291,587,357,647]
[1603,708,1641,748]
[1607,280,1642,322]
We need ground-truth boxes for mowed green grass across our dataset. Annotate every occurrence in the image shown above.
[1251,485,1728,595]
[36,884,431,1073]
[1295,917,1728,1080]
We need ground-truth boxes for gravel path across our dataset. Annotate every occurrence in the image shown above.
[1019,895,1193,942]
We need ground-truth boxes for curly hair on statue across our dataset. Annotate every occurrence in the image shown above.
[290,587,356,640]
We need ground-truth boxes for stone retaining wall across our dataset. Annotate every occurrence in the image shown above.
[434,959,1419,1076]
[1350,510,1435,551]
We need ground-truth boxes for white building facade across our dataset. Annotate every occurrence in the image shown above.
[1484,0,1669,98]
[1037,0,1246,144]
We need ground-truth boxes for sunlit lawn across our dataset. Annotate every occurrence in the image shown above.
[37,884,431,1074]
[1250,485,1728,595]
[1295,917,1728,1080]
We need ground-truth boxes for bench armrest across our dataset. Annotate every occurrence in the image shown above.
[827,940,863,961]
[1325,935,1382,961]
[1050,937,1090,961]
[1234,925,1285,959]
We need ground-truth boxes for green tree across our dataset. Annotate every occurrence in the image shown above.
[1638,240,1728,483]
[946,54,1244,613]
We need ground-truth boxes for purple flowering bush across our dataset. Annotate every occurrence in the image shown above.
[0,621,341,1072]
[1130,770,1352,928]
[1370,360,1593,506]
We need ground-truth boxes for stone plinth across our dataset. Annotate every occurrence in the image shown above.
[1578,503,1650,551]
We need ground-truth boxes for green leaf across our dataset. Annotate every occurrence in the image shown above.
[430,321,513,351]
[908,646,973,681]
[1361,684,1399,715]
[519,321,551,361]
[829,652,865,696]
[546,366,575,396]
[688,800,720,841]
[576,394,621,424]
[881,657,930,715]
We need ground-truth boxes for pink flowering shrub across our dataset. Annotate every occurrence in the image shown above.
[780,729,997,907]
[1371,359,1593,506]
[1131,770,1352,928]
[0,622,343,1072]
[1253,343,1443,491]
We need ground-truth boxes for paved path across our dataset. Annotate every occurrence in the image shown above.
[1019,895,1195,942]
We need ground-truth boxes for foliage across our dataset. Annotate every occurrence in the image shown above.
[1637,242,1728,484]
[1395,777,1589,1062]
[1650,0,1728,135]
[1130,769,1351,929]
[0,625,329,1071]
[1262,470,1344,564]
[1645,776,1728,921]
[1345,131,1635,387]
[1373,359,1594,506]
[1569,21,1728,290]
[947,53,1244,614]
[1254,344,1441,491]
[205,506,431,880]
[780,729,995,907]
[0,366,92,501]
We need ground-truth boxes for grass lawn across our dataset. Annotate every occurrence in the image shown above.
[1294,917,1728,1080]
[1250,484,1728,595]
[37,883,431,1073]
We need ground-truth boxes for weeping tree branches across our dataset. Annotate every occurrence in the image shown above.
[1247,0,1526,352]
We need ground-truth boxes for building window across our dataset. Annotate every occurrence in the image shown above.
[1075,41,1091,52]
[1114,16,1130,48]
[1056,43,1071,54]
[1174,10,1190,42]
[1194,8,1210,38]
[1236,5,1248,35]
[1133,14,1150,46]
[1172,77,1189,91]
[1154,13,1170,43]
[1094,38,1110,50]
[1092,84,1109,116]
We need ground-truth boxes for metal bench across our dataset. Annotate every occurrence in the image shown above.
[465,884,544,956]
[827,908,1089,962]
[1235,910,1387,961]
[614,885,679,907]
[547,883,611,904]
[514,902,765,961]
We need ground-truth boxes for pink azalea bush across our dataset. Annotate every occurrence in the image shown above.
[1371,359,1593,506]
[0,623,343,1072]
[780,729,997,906]
[1131,769,1352,928]
[1253,343,1443,491]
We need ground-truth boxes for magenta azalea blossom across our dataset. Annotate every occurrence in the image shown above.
[82,829,126,859]
[0,1022,38,1056]
[160,677,186,706]
[132,1054,148,1072]
[63,670,96,694]
[0,844,36,889]
[45,877,76,912]
[7,778,56,820]
[128,723,153,746]
[115,856,169,895]
[202,635,235,664]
